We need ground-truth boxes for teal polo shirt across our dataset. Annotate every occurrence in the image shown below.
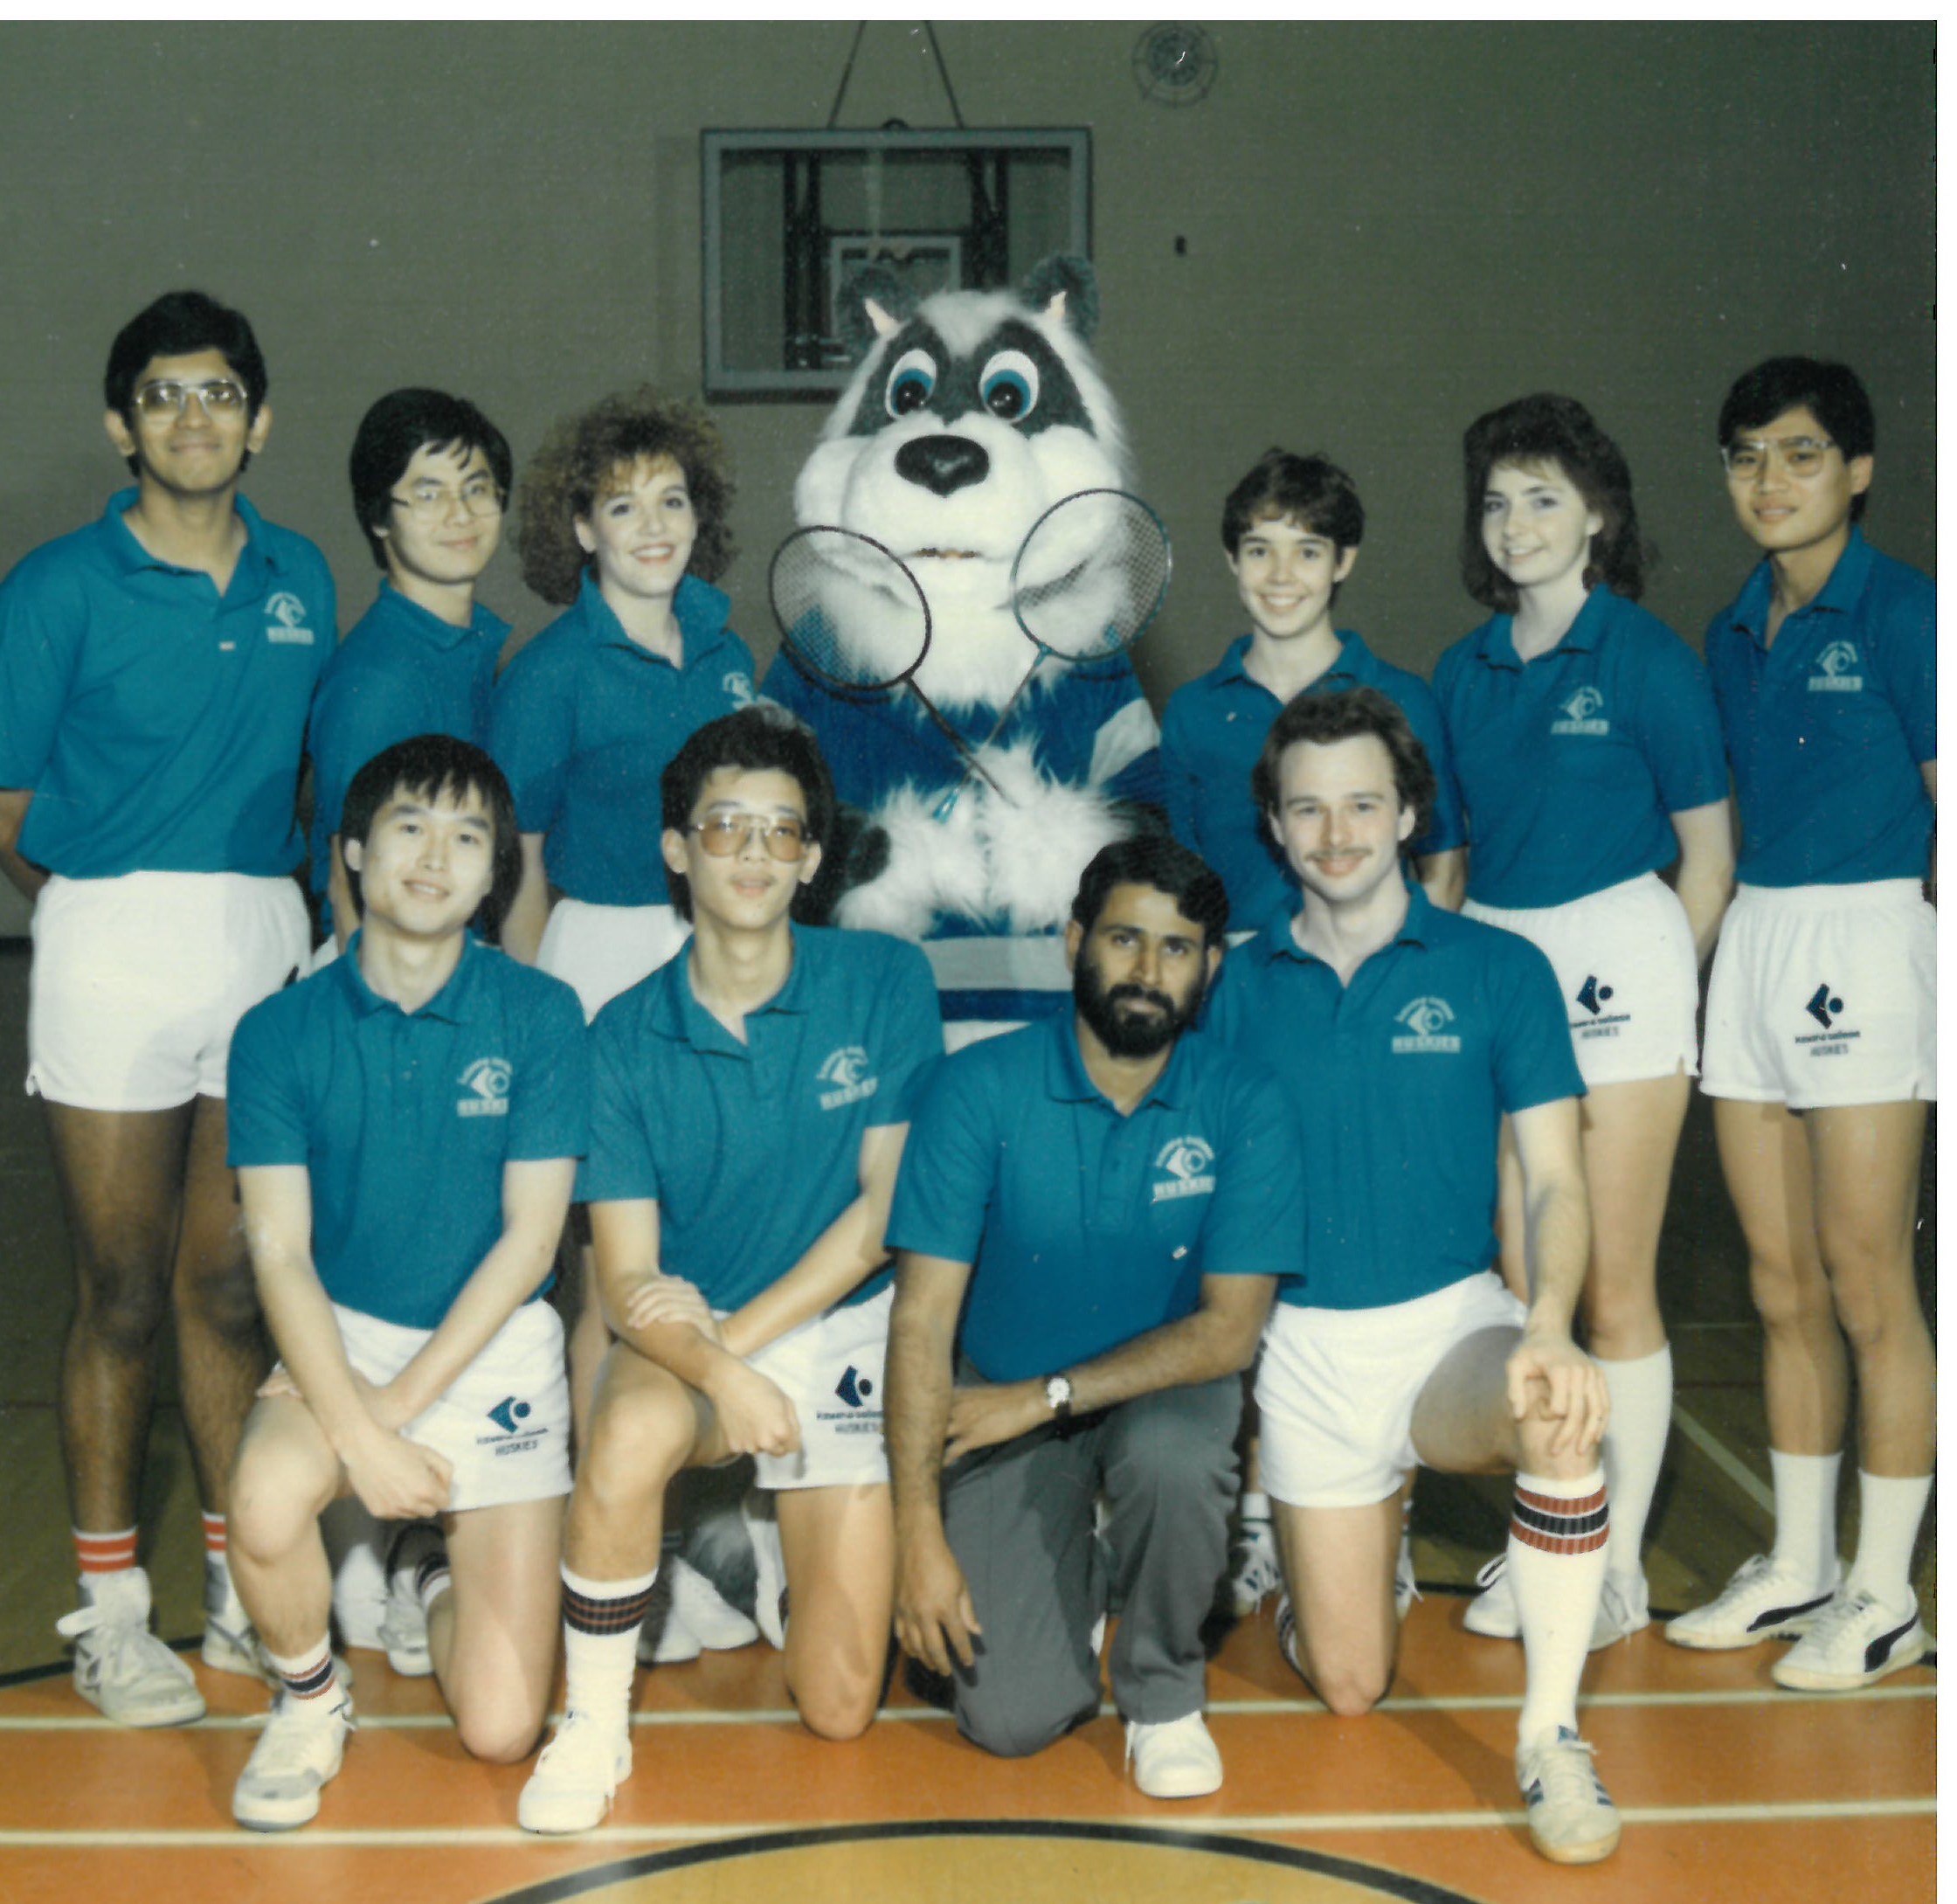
[581,924,942,1312]
[226,934,590,1330]
[1433,588,1729,910]
[487,571,756,905]
[1705,530,1935,887]
[886,1014,1305,1383]
[1161,631,1465,935]
[307,581,509,924]
[1206,888,1582,1312]
[0,490,335,877]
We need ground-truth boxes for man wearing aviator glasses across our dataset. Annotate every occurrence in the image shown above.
[0,290,335,1726]
[521,705,941,1832]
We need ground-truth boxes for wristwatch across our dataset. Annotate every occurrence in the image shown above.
[1043,1374,1075,1422]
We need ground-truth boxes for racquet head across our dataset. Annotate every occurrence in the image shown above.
[769,526,930,693]
[1008,488,1172,664]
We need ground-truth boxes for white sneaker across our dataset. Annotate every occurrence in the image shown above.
[519,1710,633,1834]
[57,1568,205,1727]
[1517,1726,1621,1865]
[232,1689,355,1831]
[1771,1587,1928,1691]
[1393,1527,1422,1620]
[1665,1554,1839,1651]
[1591,1574,1650,1649]
[1227,1520,1283,1617]
[1462,1554,1519,1638]
[202,1562,273,1682]
[637,1559,760,1665]
[743,1496,789,1649]
[1274,1595,1303,1679]
[378,1524,442,1678]
[1124,1711,1223,1799]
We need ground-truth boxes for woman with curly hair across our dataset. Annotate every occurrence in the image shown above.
[1432,393,1734,1650]
[489,386,753,1001]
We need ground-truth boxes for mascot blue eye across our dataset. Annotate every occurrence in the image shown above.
[980,351,1041,422]
[885,349,937,419]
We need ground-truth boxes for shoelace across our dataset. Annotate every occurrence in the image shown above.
[1798,1587,1876,1645]
[252,1699,353,1773]
[1525,1733,1604,1804]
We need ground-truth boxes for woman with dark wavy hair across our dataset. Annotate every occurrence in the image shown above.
[1433,393,1734,1652]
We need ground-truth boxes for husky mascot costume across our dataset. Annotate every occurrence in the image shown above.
[764,256,1165,1044]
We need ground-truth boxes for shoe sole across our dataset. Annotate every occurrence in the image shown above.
[1663,1611,1822,1651]
[233,1795,323,1832]
[76,1674,205,1728]
[1771,1630,1929,1692]
[518,1797,613,1836]
[1530,1820,1622,1866]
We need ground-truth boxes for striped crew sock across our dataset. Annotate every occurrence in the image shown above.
[414,1546,453,1615]
[202,1510,228,1562]
[561,1564,658,1729]
[74,1527,139,1587]
[265,1637,341,1703]
[1507,1470,1608,1748]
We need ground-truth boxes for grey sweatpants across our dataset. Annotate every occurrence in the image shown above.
[941,1370,1242,1758]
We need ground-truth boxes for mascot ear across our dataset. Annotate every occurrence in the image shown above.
[1022,255,1100,344]
[835,264,922,365]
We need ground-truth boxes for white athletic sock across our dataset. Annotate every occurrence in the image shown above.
[1844,1471,1933,1610]
[264,1635,339,1703]
[1508,1469,1608,1750]
[1240,1491,1270,1525]
[560,1563,657,1729]
[1599,1346,1671,1596]
[1768,1450,1843,1588]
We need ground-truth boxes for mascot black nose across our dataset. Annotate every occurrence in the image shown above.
[895,434,991,498]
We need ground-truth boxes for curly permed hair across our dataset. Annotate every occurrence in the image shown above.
[1460,392,1649,613]
[516,385,736,606]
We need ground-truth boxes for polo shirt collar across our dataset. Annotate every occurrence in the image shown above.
[98,488,283,580]
[370,579,509,654]
[574,569,734,665]
[1472,587,1608,671]
[1258,876,1432,966]
[1729,529,1872,644]
[653,923,813,1054]
[1041,1002,1192,1111]
[335,931,484,1024]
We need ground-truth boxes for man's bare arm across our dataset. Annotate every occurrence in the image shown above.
[0,790,47,903]
[1670,798,1736,965]
[943,1273,1276,1462]
[501,833,550,965]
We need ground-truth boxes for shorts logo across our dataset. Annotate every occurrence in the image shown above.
[1550,685,1609,735]
[1808,640,1863,692]
[1797,980,1859,1055]
[1151,1135,1216,1202]
[1392,996,1461,1053]
[1573,973,1630,1037]
[1805,983,1844,1030]
[817,1046,879,1110]
[480,1393,546,1453]
[264,591,316,644]
[486,1395,532,1435]
[457,1056,513,1117]
[833,1365,874,1409]
[725,670,757,707]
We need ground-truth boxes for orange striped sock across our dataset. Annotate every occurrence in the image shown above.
[203,1510,228,1561]
[73,1527,138,1577]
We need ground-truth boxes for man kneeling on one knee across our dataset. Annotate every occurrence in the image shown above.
[885,837,1304,1799]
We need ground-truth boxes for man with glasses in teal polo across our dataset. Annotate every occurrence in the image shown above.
[0,289,334,1727]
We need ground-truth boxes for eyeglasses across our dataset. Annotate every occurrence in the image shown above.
[1721,436,1837,481]
[689,814,809,859]
[389,475,504,519]
[133,378,248,419]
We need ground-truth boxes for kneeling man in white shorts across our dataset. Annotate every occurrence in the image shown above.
[520,707,942,1833]
[225,736,588,1831]
[1207,689,1622,1867]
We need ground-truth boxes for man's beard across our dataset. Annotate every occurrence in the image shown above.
[1074,957,1199,1060]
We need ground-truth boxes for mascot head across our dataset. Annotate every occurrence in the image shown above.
[794,256,1130,710]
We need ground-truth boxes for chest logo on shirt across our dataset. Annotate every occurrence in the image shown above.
[724,670,757,707]
[1550,686,1608,736]
[1151,1136,1217,1202]
[263,591,316,645]
[456,1056,513,1117]
[1808,640,1864,693]
[1392,996,1462,1054]
[816,1046,879,1111]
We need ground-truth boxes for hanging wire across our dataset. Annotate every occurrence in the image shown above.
[826,22,868,129]
[826,21,966,129]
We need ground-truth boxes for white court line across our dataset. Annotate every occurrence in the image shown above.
[0,1684,1931,1732]
[0,1797,1933,1849]
[1670,1400,1777,1515]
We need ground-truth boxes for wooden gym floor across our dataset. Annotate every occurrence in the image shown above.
[0,942,1935,1902]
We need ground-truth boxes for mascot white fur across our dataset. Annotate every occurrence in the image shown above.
[764,256,1165,1042]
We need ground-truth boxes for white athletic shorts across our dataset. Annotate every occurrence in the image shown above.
[1702,880,1936,1110]
[329,1298,572,1512]
[1256,1270,1527,1510]
[538,897,690,1024]
[27,871,309,1111]
[1463,872,1699,1086]
[746,1285,893,1492]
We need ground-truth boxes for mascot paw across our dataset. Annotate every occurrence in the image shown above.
[834,785,992,939]
[975,742,1133,934]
